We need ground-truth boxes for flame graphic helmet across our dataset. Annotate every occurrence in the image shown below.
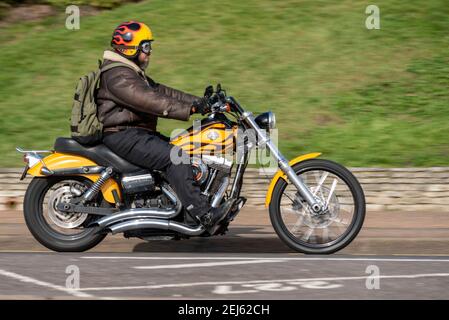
[111,21,154,58]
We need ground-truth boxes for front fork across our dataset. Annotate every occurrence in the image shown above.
[274,149,323,213]
[241,112,323,214]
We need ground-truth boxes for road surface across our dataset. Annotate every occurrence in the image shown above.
[0,207,448,299]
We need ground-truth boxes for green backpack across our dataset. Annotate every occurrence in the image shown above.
[70,61,132,145]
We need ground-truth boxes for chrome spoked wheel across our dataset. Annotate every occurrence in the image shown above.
[23,176,108,252]
[280,170,355,245]
[43,180,90,234]
[270,159,365,254]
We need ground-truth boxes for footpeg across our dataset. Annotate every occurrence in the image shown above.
[198,212,212,227]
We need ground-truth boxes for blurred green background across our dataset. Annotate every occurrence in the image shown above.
[0,0,448,167]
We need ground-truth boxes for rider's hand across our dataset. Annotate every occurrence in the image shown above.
[191,98,210,115]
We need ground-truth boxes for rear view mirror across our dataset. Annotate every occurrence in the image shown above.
[204,85,214,98]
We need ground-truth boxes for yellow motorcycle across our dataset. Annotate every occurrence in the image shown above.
[17,84,365,253]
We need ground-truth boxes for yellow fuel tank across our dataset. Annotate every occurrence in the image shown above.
[171,119,237,156]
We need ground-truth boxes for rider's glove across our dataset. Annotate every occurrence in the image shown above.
[191,98,210,115]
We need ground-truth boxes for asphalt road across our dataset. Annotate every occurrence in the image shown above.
[0,252,448,299]
[1,208,449,299]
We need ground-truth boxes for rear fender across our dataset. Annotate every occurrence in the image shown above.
[27,152,121,204]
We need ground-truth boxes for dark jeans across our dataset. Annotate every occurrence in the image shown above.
[103,128,209,219]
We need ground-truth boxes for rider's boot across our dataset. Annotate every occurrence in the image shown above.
[197,199,236,233]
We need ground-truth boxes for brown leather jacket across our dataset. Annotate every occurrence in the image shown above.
[97,50,199,133]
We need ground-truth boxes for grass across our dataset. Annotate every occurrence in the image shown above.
[0,0,448,167]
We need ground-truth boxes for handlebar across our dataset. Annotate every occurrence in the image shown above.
[204,84,244,115]
[210,101,231,113]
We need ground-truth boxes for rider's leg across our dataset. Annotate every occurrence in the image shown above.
[103,128,210,221]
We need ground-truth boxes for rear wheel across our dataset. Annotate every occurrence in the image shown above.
[23,176,109,252]
[269,159,365,254]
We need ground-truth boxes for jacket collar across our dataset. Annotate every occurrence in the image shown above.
[103,50,144,75]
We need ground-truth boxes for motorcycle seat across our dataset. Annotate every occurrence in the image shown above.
[54,137,143,173]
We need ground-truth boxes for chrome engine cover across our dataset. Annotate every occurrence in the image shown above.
[201,155,233,173]
[191,157,209,185]
[121,172,155,194]
[191,155,233,186]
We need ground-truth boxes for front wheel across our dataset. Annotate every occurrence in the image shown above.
[269,159,365,254]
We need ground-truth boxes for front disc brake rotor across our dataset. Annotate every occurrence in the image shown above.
[292,186,340,229]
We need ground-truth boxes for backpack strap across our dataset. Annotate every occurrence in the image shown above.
[89,62,137,99]
[90,62,142,101]
[100,61,137,73]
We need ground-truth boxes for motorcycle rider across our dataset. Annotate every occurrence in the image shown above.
[96,21,228,230]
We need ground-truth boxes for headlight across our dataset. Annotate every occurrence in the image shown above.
[255,111,276,130]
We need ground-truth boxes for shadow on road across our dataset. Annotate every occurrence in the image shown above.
[132,226,295,253]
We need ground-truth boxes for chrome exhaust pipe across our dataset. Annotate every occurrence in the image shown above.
[94,207,179,228]
[211,176,230,208]
[94,184,182,228]
[107,218,205,236]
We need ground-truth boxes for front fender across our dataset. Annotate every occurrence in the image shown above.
[27,152,121,204]
[264,152,322,207]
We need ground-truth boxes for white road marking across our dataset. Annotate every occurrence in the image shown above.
[79,272,449,291]
[0,250,50,253]
[81,256,449,262]
[214,281,344,294]
[0,268,93,298]
[134,259,283,270]
[213,285,259,295]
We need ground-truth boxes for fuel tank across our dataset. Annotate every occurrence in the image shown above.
[170,116,237,156]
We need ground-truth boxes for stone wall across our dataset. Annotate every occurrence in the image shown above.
[1,167,448,212]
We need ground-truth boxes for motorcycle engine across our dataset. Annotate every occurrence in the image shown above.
[191,155,233,195]
[121,157,233,208]
[121,171,155,194]
[121,171,169,209]
[191,157,209,185]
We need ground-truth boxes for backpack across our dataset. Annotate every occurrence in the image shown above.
[70,61,133,145]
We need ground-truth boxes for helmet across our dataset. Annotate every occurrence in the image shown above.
[111,21,154,58]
